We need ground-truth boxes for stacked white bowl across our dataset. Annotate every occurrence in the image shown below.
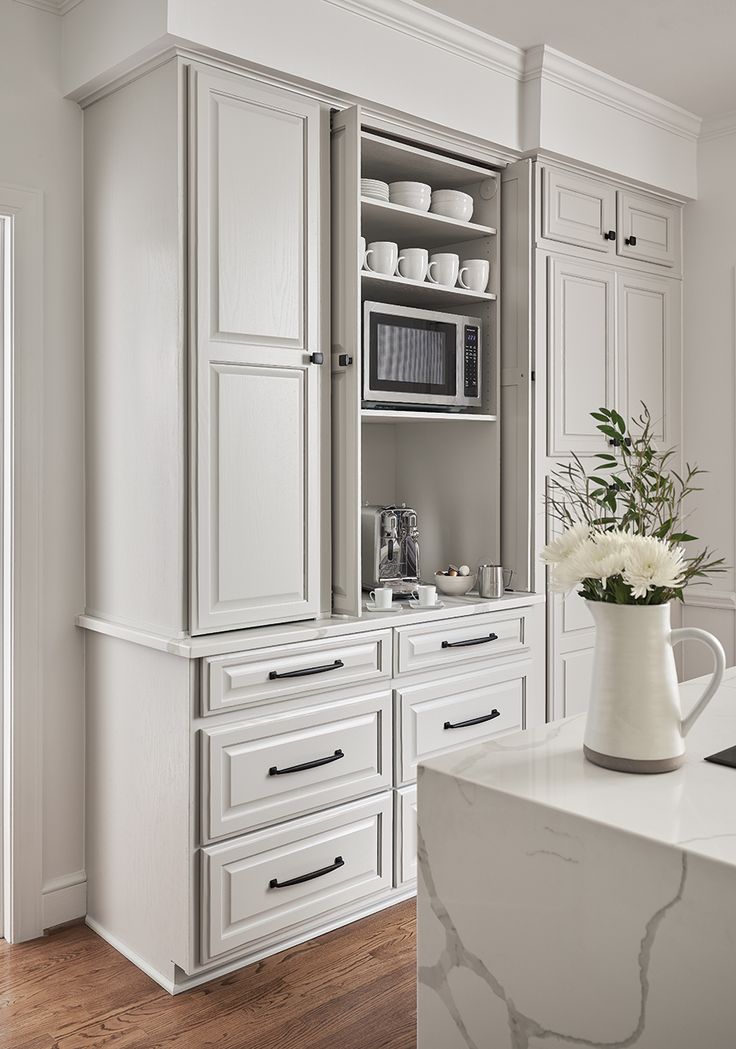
[430,189,474,222]
[388,181,431,212]
[361,178,389,201]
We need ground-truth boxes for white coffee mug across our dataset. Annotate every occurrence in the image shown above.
[413,584,438,607]
[427,253,459,287]
[369,587,393,609]
[359,236,367,270]
[458,258,490,292]
[364,241,399,276]
[397,247,429,282]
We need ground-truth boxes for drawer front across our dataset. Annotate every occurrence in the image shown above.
[200,793,392,963]
[542,166,616,253]
[201,689,392,841]
[395,610,528,677]
[203,630,392,715]
[617,190,679,269]
[396,662,529,785]
[394,785,417,887]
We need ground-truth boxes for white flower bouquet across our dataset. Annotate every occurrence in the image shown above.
[542,406,724,605]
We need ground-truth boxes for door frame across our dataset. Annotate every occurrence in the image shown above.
[0,184,44,942]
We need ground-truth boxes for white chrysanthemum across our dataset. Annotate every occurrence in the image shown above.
[541,522,590,565]
[621,535,686,599]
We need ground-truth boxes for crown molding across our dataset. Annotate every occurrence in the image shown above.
[323,0,524,80]
[700,110,736,142]
[523,45,701,142]
[13,0,84,14]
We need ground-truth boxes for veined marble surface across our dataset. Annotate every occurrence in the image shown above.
[417,671,736,1049]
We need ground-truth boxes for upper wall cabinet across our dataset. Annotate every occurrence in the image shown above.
[617,190,680,269]
[542,167,617,254]
[191,67,328,634]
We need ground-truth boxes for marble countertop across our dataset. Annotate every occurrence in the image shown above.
[421,668,736,868]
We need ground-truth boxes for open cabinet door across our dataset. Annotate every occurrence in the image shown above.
[500,159,535,593]
[330,106,362,617]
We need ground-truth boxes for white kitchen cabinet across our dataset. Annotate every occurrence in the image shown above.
[547,256,615,455]
[542,166,616,254]
[191,68,328,633]
[617,190,680,269]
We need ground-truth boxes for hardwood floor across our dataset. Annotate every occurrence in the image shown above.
[0,900,417,1049]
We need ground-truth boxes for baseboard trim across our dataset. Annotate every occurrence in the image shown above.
[42,872,87,930]
[85,916,177,993]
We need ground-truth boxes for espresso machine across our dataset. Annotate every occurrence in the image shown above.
[361,504,420,597]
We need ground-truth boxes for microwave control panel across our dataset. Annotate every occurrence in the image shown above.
[463,325,480,398]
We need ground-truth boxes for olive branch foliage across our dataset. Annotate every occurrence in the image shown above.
[547,405,726,602]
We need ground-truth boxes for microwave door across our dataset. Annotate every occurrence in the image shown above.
[364,311,457,407]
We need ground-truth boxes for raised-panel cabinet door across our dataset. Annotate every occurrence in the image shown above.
[548,256,615,455]
[191,66,327,633]
[617,191,680,270]
[542,167,616,253]
[617,272,679,444]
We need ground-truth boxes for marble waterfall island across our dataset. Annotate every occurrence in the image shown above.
[417,670,736,1049]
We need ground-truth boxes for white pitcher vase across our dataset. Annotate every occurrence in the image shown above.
[584,602,726,773]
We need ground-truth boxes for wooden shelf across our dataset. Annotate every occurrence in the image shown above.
[361,270,496,308]
[361,197,496,249]
[362,409,497,423]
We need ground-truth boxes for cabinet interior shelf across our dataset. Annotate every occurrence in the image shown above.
[361,130,499,189]
[361,197,496,248]
[361,270,496,307]
[362,408,497,423]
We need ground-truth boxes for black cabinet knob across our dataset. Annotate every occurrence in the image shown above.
[604,229,616,241]
[338,354,353,367]
[310,352,324,365]
[625,235,637,246]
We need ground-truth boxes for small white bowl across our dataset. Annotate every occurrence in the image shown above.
[434,572,476,597]
[389,181,432,212]
[430,189,474,222]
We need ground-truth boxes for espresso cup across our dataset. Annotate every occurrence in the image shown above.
[364,241,399,276]
[413,584,438,607]
[458,258,490,292]
[427,252,459,287]
[359,236,366,270]
[397,247,429,282]
[369,587,393,609]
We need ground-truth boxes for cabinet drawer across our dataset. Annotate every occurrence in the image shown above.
[395,610,528,677]
[542,166,616,253]
[200,793,392,963]
[202,631,392,715]
[617,190,679,269]
[200,689,392,841]
[395,662,529,785]
[394,785,417,887]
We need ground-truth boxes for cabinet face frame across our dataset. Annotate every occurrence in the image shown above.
[188,65,328,634]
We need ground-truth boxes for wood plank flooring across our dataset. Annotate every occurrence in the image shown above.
[0,900,416,1049]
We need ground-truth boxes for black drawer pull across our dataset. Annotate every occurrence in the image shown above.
[269,855,345,890]
[269,749,344,777]
[269,659,344,681]
[444,709,501,731]
[442,632,498,649]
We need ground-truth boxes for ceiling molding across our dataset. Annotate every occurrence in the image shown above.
[523,45,701,142]
[323,0,525,80]
[700,110,736,142]
[13,0,84,15]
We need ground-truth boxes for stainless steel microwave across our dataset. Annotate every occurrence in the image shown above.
[362,301,482,411]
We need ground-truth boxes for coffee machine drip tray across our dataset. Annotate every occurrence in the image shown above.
[384,579,418,600]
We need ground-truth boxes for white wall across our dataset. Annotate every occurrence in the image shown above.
[682,130,736,678]
[0,0,85,921]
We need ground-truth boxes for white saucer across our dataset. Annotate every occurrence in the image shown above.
[364,601,404,613]
[407,599,445,609]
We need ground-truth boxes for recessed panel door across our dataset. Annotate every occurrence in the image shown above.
[542,167,616,253]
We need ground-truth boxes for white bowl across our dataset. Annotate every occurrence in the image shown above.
[389,181,432,212]
[430,190,474,222]
[434,572,476,597]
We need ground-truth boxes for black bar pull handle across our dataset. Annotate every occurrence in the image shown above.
[444,709,501,731]
[269,659,344,681]
[607,437,632,448]
[442,632,498,650]
[269,749,344,777]
[269,855,345,890]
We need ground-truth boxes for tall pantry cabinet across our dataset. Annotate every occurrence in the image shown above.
[85,59,330,639]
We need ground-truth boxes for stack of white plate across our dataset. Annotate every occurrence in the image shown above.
[361,178,389,201]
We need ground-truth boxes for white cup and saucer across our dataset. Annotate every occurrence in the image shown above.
[365,586,402,613]
[409,584,444,609]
